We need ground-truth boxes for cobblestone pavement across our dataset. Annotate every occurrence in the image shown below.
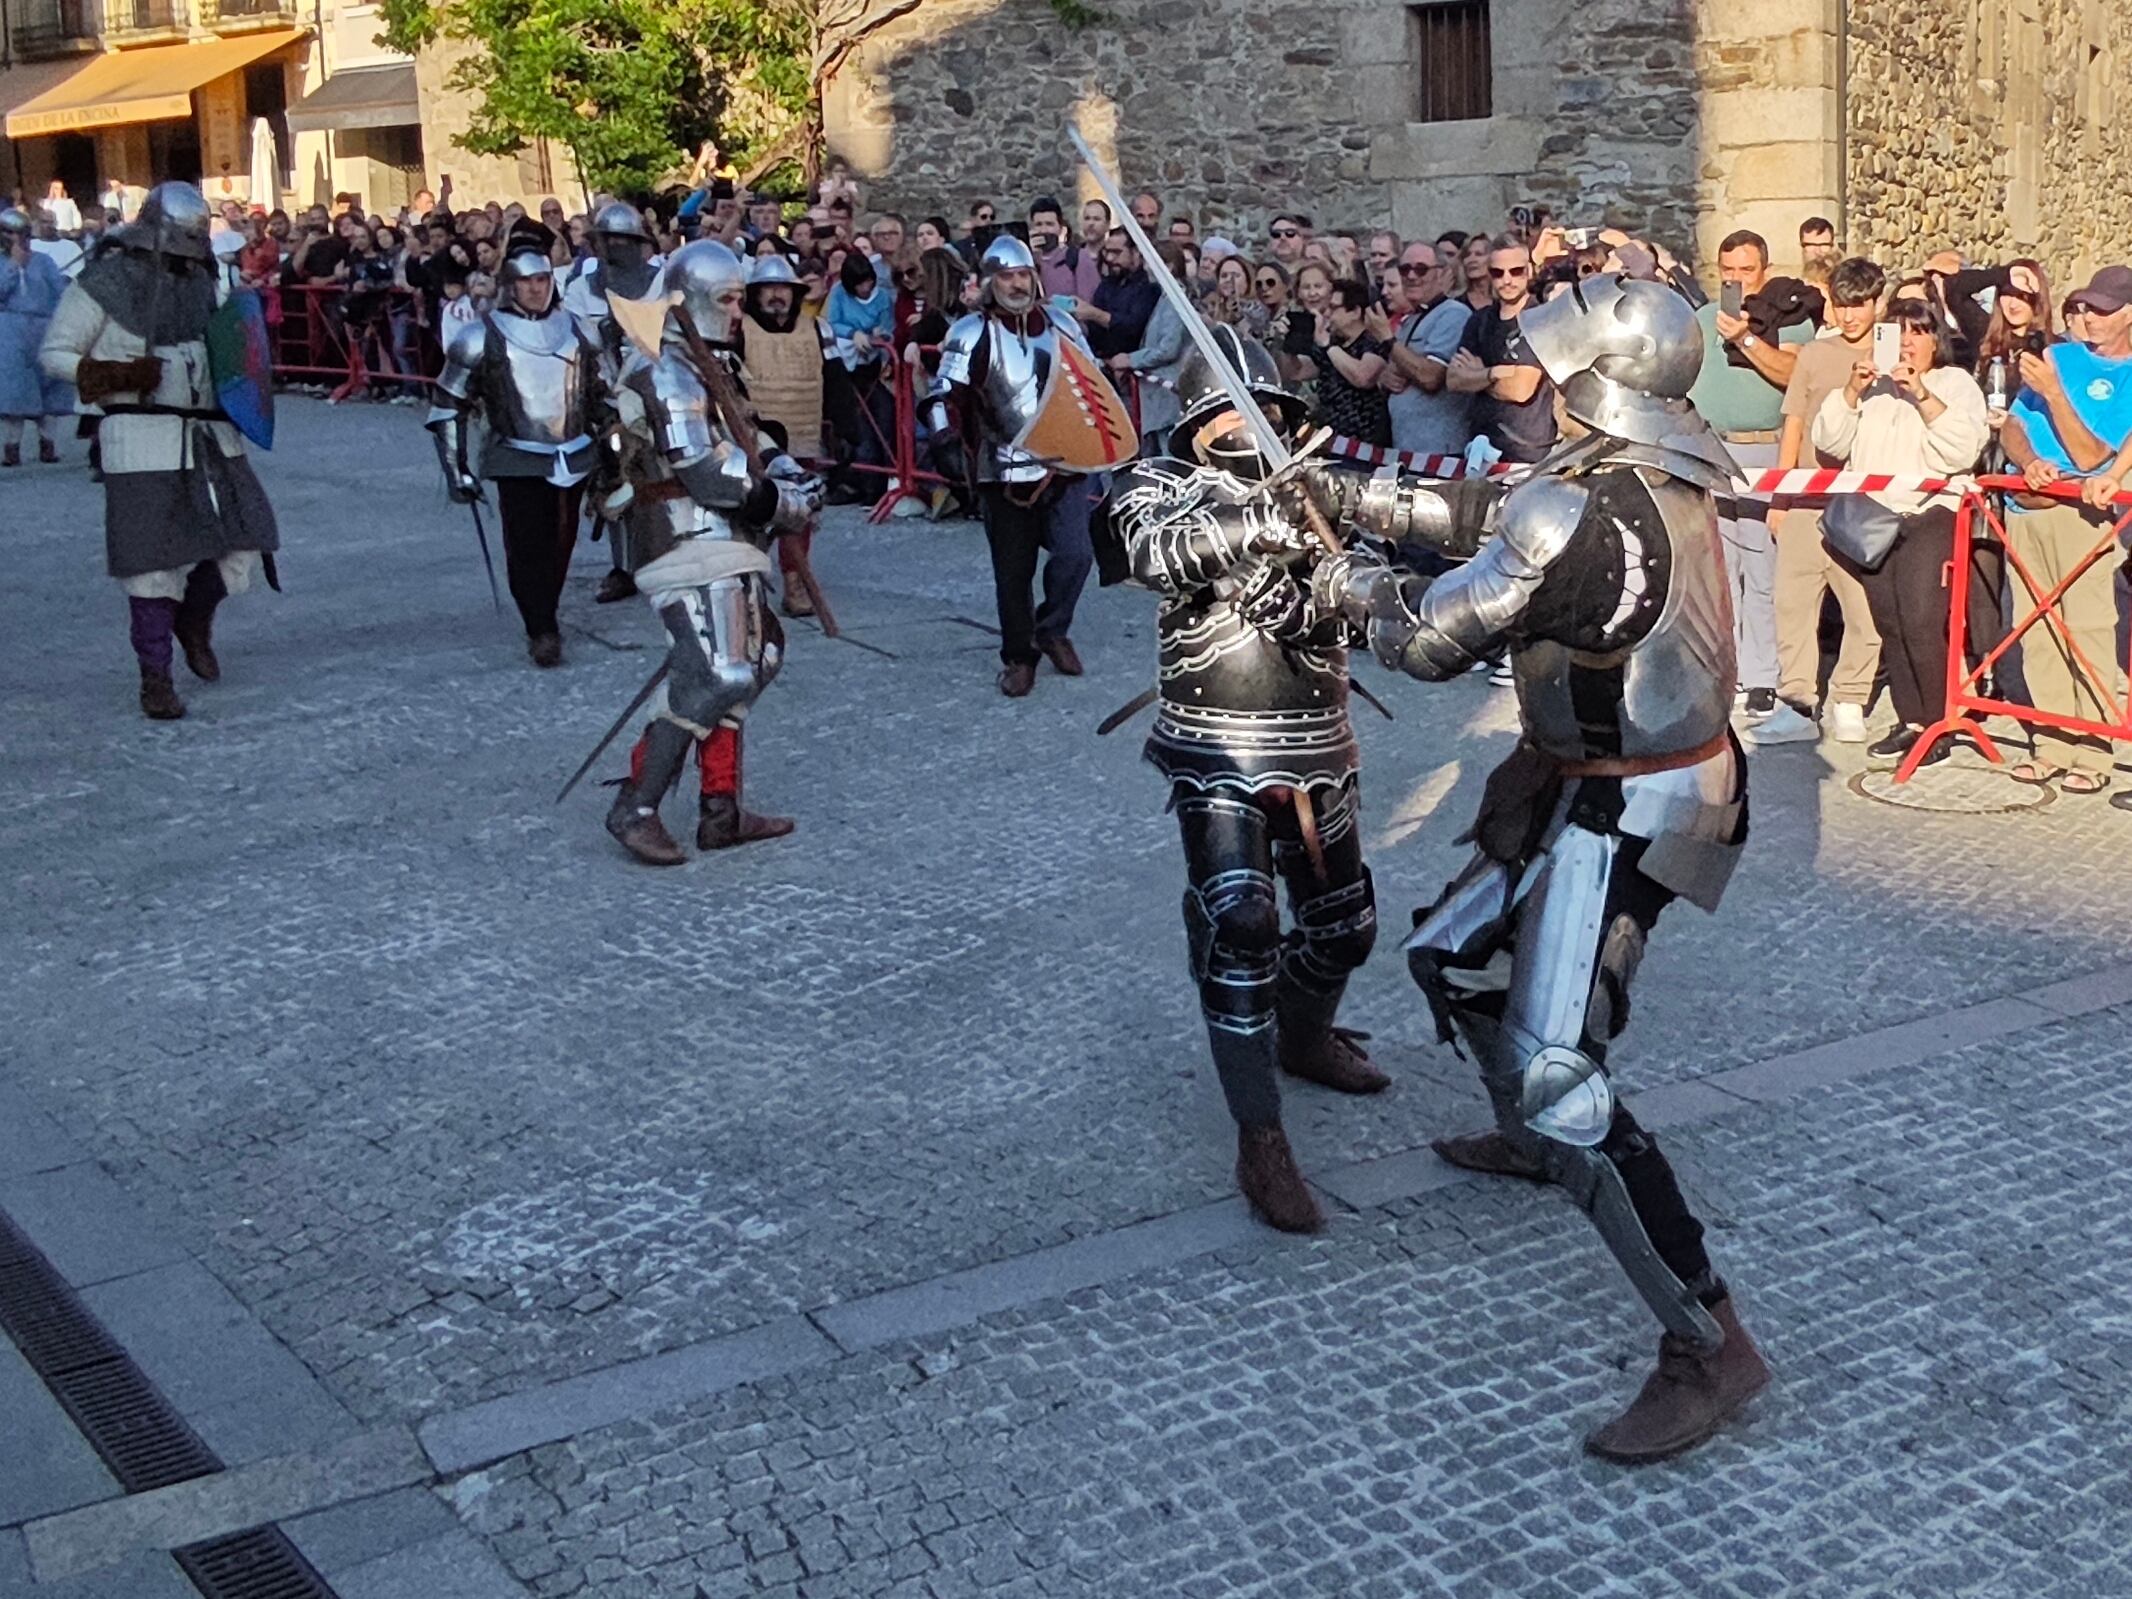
[4,401,2132,1593]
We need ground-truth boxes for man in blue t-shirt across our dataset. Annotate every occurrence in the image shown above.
[2001,265,2132,792]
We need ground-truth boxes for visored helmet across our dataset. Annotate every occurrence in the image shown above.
[1520,273,1706,447]
[664,238,747,344]
[0,206,30,246]
[591,200,654,276]
[134,182,212,261]
[1169,324,1306,475]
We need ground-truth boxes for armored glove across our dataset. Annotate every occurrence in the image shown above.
[1236,558,1312,644]
[444,469,484,505]
[75,356,164,406]
[1274,460,1356,535]
[769,478,821,535]
[1310,547,1389,634]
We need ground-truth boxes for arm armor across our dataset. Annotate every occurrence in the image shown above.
[925,313,983,435]
[1348,475,1588,680]
[1350,467,1499,560]
[1112,463,1300,594]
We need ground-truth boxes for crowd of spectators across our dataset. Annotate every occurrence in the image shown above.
[10,166,2132,794]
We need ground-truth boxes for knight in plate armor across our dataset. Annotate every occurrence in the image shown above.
[926,235,1104,697]
[1108,327,1385,1235]
[427,243,607,668]
[1312,274,1770,1461]
[563,201,661,605]
[599,239,821,866]
[38,182,280,721]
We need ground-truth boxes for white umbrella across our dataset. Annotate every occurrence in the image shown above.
[248,117,278,210]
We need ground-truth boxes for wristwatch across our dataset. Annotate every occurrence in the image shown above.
[1740,334,1760,350]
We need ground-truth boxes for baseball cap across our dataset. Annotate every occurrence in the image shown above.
[2067,265,2132,314]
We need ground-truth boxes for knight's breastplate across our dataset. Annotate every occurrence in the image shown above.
[976,319,1054,478]
[1147,591,1357,793]
[1514,468,1737,762]
[483,312,586,444]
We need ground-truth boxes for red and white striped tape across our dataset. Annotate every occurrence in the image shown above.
[1324,435,1965,497]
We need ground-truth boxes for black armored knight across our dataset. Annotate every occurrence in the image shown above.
[1107,327,1384,1235]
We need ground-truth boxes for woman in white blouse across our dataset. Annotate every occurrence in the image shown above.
[1811,297,1990,766]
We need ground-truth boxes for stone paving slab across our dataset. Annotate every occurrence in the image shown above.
[440,1004,2132,1598]
[0,1343,118,1529]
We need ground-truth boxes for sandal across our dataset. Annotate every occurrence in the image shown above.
[2059,771,2112,796]
[2009,762,2066,786]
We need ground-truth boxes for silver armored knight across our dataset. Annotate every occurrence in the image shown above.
[563,201,662,605]
[1314,274,1770,1462]
[1108,327,1384,1234]
[925,234,1107,697]
[427,244,606,667]
[599,239,820,866]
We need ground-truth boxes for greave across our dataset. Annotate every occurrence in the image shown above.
[632,719,696,808]
[1206,1015,1282,1130]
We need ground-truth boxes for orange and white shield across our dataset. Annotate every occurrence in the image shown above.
[1012,337,1140,471]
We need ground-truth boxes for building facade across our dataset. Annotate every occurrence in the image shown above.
[0,0,423,215]
[823,0,2132,279]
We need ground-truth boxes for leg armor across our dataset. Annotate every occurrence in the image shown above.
[1176,788,1283,1129]
[1271,780,1377,1046]
[1411,824,1724,1350]
[638,575,780,798]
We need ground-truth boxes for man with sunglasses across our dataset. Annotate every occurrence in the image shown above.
[1267,214,1308,270]
[1446,237,1555,463]
[1384,242,1472,458]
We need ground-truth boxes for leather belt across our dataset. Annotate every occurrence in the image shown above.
[636,478,692,504]
[1554,729,1731,780]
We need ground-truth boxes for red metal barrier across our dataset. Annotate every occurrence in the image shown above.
[1904,474,2132,782]
[272,282,441,401]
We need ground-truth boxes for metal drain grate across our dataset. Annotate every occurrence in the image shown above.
[0,1213,218,1492]
[0,1211,344,1599]
[177,1527,339,1599]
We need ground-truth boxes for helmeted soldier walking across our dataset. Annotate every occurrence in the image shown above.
[1313,274,1770,1461]
[563,201,661,605]
[427,242,606,667]
[1109,327,1384,1234]
[739,253,825,620]
[600,239,821,865]
[2,205,74,467]
[38,182,279,721]
[928,235,1124,697]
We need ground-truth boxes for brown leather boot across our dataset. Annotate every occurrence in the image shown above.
[173,614,220,683]
[139,668,185,721]
[697,795,795,850]
[1236,1125,1323,1234]
[1278,1025,1389,1094]
[781,581,815,618]
[2,442,18,468]
[528,633,564,668]
[1584,1297,1770,1463]
[38,437,58,464]
[1431,1127,1551,1182]
[604,795,687,866]
[998,661,1036,697]
[594,568,637,604]
[1038,636,1084,676]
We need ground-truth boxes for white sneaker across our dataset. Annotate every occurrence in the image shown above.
[1829,702,1868,743]
[1489,661,1515,687]
[1745,701,1820,745]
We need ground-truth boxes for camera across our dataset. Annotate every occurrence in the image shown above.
[1563,226,1601,250]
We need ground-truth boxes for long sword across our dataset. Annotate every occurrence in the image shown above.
[1068,129,1339,556]
[555,660,669,803]
[467,497,503,614]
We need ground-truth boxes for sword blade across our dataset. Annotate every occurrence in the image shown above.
[468,499,503,615]
[1069,129,1291,475]
[555,660,669,804]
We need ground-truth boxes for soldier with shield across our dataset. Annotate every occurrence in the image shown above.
[39,182,279,721]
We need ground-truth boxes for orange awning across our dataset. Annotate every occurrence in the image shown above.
[5,29,305,138]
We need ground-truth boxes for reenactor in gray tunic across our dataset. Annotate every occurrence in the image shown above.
[39,182,279,721]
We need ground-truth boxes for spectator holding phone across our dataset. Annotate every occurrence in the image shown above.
[1692,229,1818,735]
[1998,265,2132,794]
[1810,296,1989,767]
[1769,256,1887,744]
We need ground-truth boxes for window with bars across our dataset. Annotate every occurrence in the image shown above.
[1410,1,1492,123]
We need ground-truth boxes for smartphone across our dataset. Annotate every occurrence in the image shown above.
[1872,321,1902,375]
[1720,280,1743,318]
[1563,226,1601,250]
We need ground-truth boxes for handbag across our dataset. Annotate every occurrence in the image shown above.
[1819,492,1905,570]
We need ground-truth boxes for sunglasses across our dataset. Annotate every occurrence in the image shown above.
[1271,228,1300,239]
[1398,261,1433,274]
[2002,288,2041,306]
[1256,276,1280,288]
[1489,266,1530,278]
